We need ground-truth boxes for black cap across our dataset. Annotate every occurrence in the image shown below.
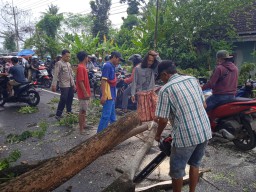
[111,51,125,62]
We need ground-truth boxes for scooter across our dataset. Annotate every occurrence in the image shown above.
[208,97,256,150]
[33,64,52,88]
[0,76,40,107]
[88,68,101,97]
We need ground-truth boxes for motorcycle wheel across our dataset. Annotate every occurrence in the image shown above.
[233,121,256,150]
[0,92,6,106]
[94,86,101,98]
[27,90,40,106]
[43,79,51,88]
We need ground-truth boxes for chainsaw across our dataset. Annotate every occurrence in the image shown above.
[133,135,173,183]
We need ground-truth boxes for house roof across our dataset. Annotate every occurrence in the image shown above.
[230,2,256,40]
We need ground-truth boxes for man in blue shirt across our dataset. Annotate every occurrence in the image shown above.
[97,51,124,133]
[7,57,27,96]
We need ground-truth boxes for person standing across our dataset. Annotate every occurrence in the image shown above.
[51,49,76,120]
[202,50,238,112]
[97,51,124,133]
[76,51,91,134]
[154,60,212,192]
[130,50,159,103]
[121,54,142,113]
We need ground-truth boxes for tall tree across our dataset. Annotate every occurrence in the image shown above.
[32,4,63,58]
[3,31,16,52]
[90,0,111,42]
[62,13,93,34]
[0,1,33,51]
[136,0,255,70]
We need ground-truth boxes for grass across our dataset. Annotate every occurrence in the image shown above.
[58,113,79,127]
[6,121,49,143]
[18,106,38,114]
[47,97,60,105]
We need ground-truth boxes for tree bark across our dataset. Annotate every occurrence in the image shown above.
[103,122,158,192]
[0,112,141,192]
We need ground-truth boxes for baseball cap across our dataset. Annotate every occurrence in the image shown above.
[111,51,125,62]
[216,50,233,59]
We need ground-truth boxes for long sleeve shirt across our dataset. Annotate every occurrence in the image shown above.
[124,67,135,84]
[52,60,75,88]
[131,65,156,96]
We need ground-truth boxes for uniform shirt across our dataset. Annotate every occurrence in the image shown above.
[155,73,212,147]
[101,61,116,100]
[76,63,91,99]
[9,64,27,83]
[52,60,75,88]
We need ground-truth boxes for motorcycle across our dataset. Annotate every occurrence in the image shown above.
[208,97,256,150]
[0,76,40,107]
[88,68,101,97]
[236,80,256,98]
[33,64,52,88]
[115,70,137,110]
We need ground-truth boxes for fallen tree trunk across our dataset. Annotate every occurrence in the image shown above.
[103,122,157,192]
[0,112,141,192]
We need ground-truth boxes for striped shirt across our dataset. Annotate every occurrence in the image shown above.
[52,60,75,88]
[155,74,212,147]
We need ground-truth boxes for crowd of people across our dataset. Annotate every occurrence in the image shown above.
[0,48,238,192]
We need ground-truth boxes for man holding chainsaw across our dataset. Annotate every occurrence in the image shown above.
[154,60,212,192]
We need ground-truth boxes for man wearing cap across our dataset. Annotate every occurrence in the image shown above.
[202,50,238,111]
[154,60,212,192]
[97,51,124,133]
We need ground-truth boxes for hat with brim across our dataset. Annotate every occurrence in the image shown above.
[111,51,125,62]
[216,50,233,59]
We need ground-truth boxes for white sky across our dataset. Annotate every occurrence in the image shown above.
[8,0,131,28]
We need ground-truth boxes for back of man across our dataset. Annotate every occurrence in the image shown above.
[202,50,238,111]
[158,74,212,147]
[9,62,27,83]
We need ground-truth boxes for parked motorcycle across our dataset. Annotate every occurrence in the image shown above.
[88,68,101,97]
[208,97,256,150]
[0,76,40,107]
[33,64,52,88]
[236,80,256,98]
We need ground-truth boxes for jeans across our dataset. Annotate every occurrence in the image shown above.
[56,87,74,117]
[121,85,131,110]
[206,94,235,112]
[97,100,116,133]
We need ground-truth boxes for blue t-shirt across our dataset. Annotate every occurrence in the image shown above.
[9,64,27,83]
[101,61,116,100]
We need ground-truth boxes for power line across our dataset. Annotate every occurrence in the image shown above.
[19,0,58,11]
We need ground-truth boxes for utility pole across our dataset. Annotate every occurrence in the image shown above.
[154,0,159,50]
[12,0,19,51]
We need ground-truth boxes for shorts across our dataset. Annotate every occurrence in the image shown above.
[79,99,89,112]
[169,141,208,179]
[9,80,20,86]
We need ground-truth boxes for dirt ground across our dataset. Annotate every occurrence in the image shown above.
[0,92,256,192]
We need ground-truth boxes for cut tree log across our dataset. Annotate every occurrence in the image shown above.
[102,122,157,192]
[135,169,211,192]
[0,112,142,192]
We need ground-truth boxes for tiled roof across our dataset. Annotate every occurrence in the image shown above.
[230,2,256,34]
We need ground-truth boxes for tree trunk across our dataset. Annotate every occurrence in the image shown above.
[0,112,141,192]
[103,122,157,192]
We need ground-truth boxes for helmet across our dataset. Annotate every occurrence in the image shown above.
[32,55,38,60]
[128,54,142,66]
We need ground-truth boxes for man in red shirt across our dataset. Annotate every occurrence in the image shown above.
[76,51,91,134]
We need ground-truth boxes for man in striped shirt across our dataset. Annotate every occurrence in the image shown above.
[154,60,212,192]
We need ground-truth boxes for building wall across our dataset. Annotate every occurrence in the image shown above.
[234,41,256,68]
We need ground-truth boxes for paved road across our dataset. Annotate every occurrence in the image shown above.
[0,89,256,192]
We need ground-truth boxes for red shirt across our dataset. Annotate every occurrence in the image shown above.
[76,63,91,99]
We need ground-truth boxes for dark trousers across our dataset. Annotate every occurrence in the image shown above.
[56,87,74,117]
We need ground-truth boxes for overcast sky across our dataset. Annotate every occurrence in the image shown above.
[7,0,131,27]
